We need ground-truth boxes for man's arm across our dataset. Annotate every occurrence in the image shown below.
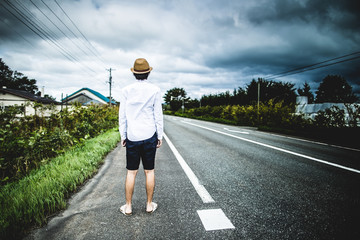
[119,90,127,146]
[154,90,163,144]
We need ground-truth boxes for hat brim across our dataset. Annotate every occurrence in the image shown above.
[131,67,153,74]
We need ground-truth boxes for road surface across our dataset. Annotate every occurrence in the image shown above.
[25,115,360,239]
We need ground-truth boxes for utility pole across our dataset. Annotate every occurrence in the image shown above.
[107,68,115,106]
[257,79,260,125]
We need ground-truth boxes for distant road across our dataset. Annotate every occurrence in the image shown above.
[25,115,360,240]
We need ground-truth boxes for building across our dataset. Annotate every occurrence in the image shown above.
[62,88,116,106]
[0,86,60,116]
[295,96,360,125]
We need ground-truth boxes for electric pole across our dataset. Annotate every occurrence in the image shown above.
[107,68,115,106]
[257,79,260,125]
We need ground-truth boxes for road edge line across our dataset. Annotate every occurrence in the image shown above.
[182,121,360,174]
[163,133,215,203]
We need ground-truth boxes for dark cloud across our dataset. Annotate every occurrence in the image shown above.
[0,0,359,100]
[247,0,360,30]
[200,0,360,96]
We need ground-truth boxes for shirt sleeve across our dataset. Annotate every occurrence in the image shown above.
[119,89,127,140]
[154,89,164,140]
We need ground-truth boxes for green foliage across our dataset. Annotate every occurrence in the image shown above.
[0,128,120,239]
[178,100,306,129]
[246,78,297,105]
[167,100,360,149]
[345,104,360,128]
[297,82,314,103]
[0,58,39,94]
[315,75,358,103]
[0,104,118,184]
[168,99,359,147]
[163,87,188,111]
[199,78,297,107]
[314,106,346,128]
[201,91,233,106]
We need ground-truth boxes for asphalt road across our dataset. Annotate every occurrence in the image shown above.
[25,115,360,240]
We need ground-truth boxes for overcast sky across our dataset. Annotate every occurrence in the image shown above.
[1,0,359,102]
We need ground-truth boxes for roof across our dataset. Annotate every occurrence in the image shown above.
[62,87,116,104]
[0,87,59,104]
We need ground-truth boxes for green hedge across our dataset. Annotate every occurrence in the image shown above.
[0,128,120,239]
[174,100,309,129]
[0,104,119,184]
[167,102,360,148]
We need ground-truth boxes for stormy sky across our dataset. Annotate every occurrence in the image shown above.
[0,0,359,102]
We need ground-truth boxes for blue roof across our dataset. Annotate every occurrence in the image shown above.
[62,87,116,104]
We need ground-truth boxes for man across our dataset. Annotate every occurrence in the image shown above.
[119,58,163,216]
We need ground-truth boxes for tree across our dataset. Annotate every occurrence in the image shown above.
[315,75,358,103]
[297,82,314,103]
[0,58,39,94]
[246,78,296,105]
[201,91,231,106]
[186,98,200,109]
[163,87,188,111]
[0,58,13,83]
[230,87,247,105]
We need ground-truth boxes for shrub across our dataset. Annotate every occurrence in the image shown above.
[0,104,118,185]
[314,106,346,128]
[0,128,120,239]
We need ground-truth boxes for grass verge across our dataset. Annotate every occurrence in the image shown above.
[0,128,120,239]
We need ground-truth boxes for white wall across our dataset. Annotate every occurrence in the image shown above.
[0,92,62,117]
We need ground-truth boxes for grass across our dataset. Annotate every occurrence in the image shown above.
[0,128,120,239]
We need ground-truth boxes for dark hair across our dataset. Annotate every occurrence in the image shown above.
[133,72,150,80]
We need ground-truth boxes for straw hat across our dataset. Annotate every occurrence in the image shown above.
[131,58,153,74]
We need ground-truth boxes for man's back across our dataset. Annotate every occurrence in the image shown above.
[120,80,163,142]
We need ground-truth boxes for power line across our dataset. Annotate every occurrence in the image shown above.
[14,0,55,37]
[1,0,100,77]
[1,0,76,63]
[54,0,107,67]
[37,0,107,75]
[265,51,360,81]
[0,17,35,48]
[267,55,360,80]
[265,51,360,79]
[3,0,79,62]
[36,0,100,64]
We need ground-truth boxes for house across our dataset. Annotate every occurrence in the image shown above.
[62,88,116,106]
[0,86,60,116]
[295,96,360,124]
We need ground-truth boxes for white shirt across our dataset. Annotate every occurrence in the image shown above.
[119,80,163,142]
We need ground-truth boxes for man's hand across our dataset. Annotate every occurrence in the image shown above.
[121,139,126,147]
[156,139,162,148]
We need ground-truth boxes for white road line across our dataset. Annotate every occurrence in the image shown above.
[181,121,360,174]
[267,132,360,152]
[224,128,249,134]
[197,209,235,231]
[163,133,215,203]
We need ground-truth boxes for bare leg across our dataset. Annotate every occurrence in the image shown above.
[125,170,138,214]
[144,169,155,211]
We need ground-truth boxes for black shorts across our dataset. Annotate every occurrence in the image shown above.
[126,133,158,170]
